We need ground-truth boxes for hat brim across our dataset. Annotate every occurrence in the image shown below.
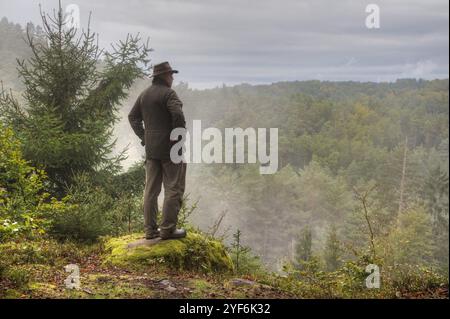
[150,69,179,77]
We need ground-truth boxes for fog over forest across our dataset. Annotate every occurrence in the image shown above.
[112,77,449,270]
[0,1,448,299]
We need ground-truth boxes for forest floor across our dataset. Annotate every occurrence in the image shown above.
[0,240,295,299]
[0,238,448,299]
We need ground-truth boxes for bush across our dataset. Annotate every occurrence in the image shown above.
[0,124,71,242]
[386,264,448,293]
[386,207,435,266]
[229,229,264,276]
[50,172,144,242]
[229,249,264,276]
[50,173,115,242]
[108,195,144,236]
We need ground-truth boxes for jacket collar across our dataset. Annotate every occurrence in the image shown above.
[152,77,170,87]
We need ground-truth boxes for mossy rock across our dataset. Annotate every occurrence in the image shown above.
[103,232,234,273]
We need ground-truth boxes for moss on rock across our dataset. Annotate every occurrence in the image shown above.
[103,232,233,273]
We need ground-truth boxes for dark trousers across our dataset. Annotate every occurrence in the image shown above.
[143,159,186,236]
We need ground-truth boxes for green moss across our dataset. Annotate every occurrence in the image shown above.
[28,282,62,298]
[3,266,31,288]
[1,289,23,299]
[103,231,233,273]
[188,279,215,298]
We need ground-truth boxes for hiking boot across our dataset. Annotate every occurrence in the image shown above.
[160,228,186,240]
[145,228,160,240]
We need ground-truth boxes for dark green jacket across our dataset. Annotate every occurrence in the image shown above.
[128,83,186,159]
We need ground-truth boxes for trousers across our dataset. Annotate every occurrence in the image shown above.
[143,159,187,236]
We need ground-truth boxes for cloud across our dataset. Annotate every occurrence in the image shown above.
[0,0,448,88]
[398,60,442,79]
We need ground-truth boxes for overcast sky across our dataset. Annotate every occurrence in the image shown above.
[1,0,448,89]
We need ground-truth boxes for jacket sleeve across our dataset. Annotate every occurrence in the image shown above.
[128,94,145,145]
[164,89,186,129]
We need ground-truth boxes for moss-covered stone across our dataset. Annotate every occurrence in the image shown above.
[103,232,234,273]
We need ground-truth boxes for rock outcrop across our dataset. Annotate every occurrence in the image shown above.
[103,232,234,273]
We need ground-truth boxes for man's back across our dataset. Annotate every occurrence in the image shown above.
[138,84,173,132]
[128,82,185,160]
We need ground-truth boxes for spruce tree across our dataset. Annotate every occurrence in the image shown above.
[0,3,151,196]
[323,225,341,271]
[294,226,312,268]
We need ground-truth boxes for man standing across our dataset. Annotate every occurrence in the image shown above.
[128,62,187,240]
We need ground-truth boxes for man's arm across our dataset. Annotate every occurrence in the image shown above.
[165,89,186,131]
[128,94,145,145]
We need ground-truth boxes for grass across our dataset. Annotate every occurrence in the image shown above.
[0,234,448,299]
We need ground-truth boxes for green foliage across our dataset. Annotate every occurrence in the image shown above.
[0,238,101,268]
[0,237,102,295]
[0,17,39,91]
[2,266,30,288]
[386,264,448,294]
[107,161,145,197]
[342,181,394,260]
[0,5,151,196]
[323,225,342,271]
[50,173,114,242]
[177,194,199,229]
[294,227,313,269]
[109,195,144,236]
[1,14,449,296]
[0,124,70,241]
[277,255,447,298]
[386,206,435,266]
[177,79,448,273]
[229,229,263,275]
[231,229,244,273]
[50,172,143,242]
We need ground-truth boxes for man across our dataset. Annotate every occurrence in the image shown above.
[128,61,187,240]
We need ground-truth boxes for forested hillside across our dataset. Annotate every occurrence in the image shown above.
[0,12,448,299]
[0,17,44,92]
[117,79,448,269]
[114,78,449,273]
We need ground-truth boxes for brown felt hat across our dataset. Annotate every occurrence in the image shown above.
[150,61,179,77]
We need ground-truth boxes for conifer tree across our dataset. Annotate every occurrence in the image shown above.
[0,3,151,196]
[294,226,312,268]
[323,225,341,271]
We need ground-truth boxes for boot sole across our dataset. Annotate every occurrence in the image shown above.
[160,235,186,240]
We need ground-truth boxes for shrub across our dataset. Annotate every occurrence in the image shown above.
[0,124,71,242]
[387,207,435,266]
[229,229,264,275]
[386,264,448,293]
[50,173,115,242]
[50,172,145,242]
